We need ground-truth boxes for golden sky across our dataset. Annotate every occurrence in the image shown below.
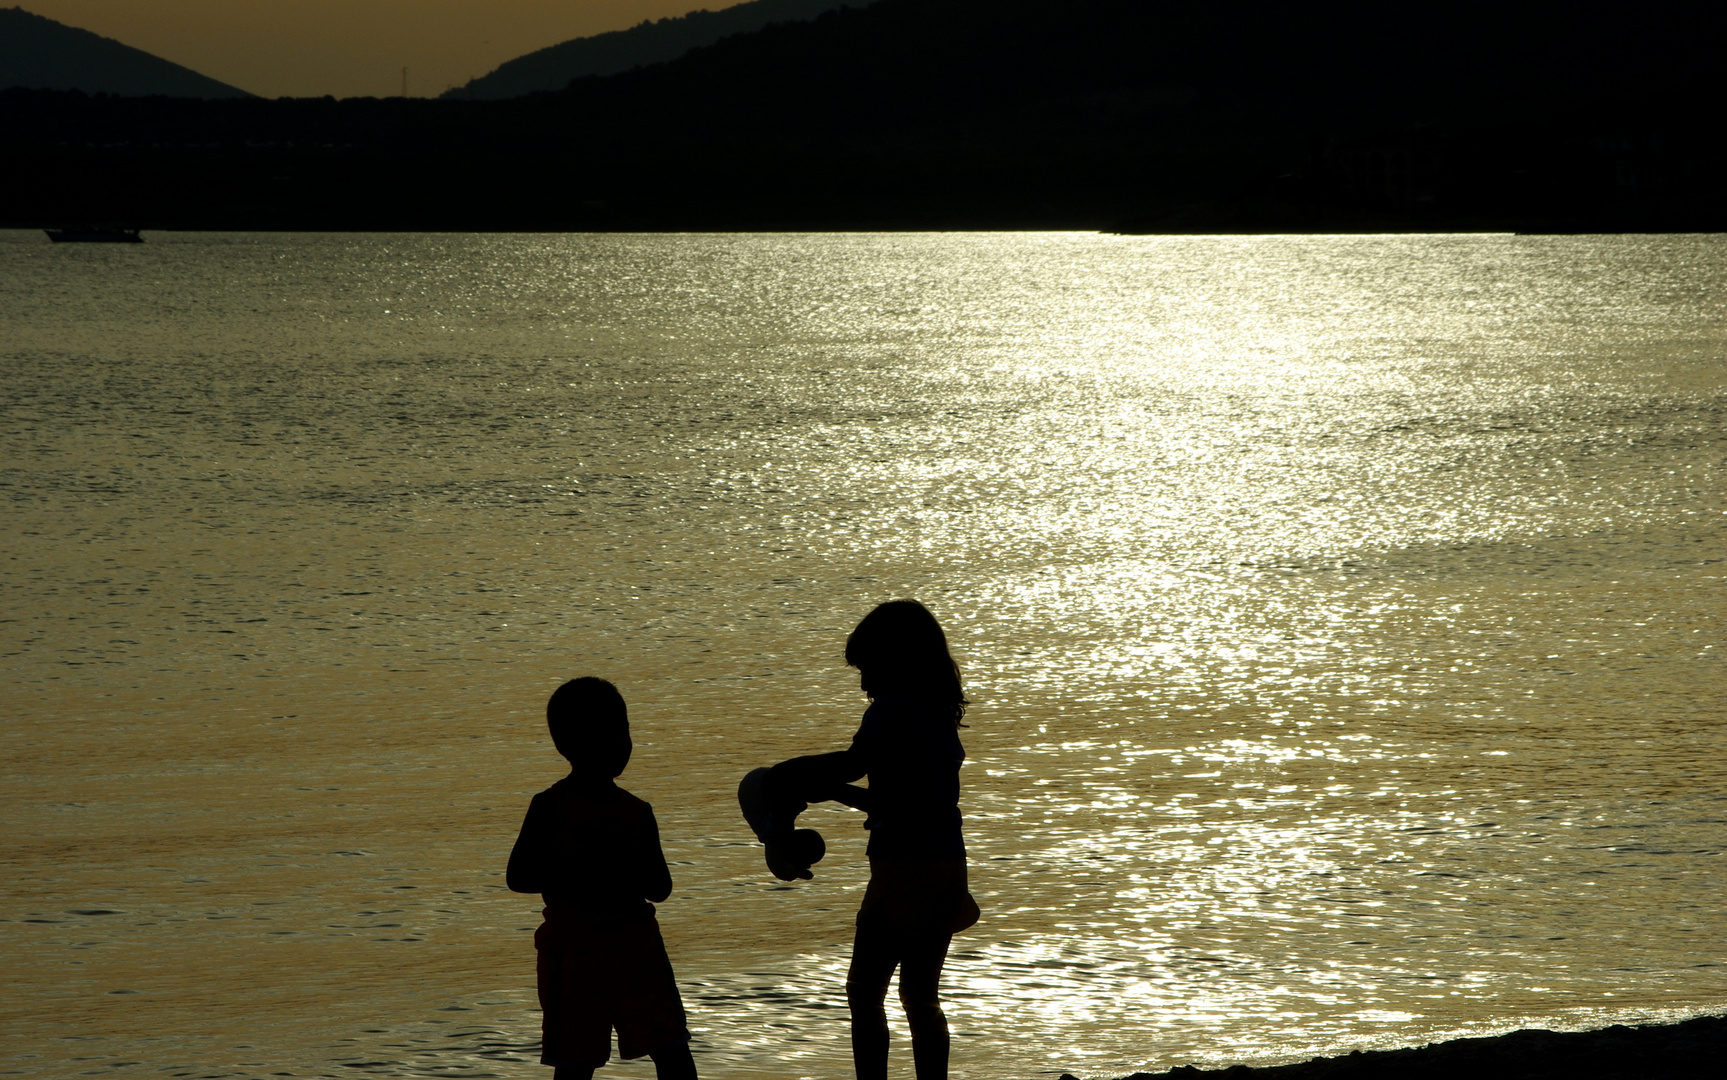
[26,1,715,99]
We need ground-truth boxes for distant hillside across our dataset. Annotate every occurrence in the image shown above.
[0,7,251,98]
[442,0,869,100]
[4,0,1725,230]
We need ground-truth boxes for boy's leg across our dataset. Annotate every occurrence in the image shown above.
[538,939,610,1079]
[647,1040,697,1080]
[845,921,900,1080]
[897,932,953,1080]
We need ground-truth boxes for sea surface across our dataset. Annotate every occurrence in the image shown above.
[1,231,1723,1080]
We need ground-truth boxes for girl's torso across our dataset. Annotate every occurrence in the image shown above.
[852,697,966,860]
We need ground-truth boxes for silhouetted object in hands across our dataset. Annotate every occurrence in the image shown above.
[744,600,980,1080]
[737,766,827,880]
[508,677,698,1080]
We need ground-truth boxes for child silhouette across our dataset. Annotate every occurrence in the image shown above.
[507,677,698,1080]
[760,600,979,1080]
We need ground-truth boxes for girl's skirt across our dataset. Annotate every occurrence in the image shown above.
[856,856,980,935]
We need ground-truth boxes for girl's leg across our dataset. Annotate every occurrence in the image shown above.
[647,1040,698,1080]
[845,921,899,1080]
[897,932,953,1080]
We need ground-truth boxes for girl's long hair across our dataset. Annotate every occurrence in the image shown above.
[845,599,969,726]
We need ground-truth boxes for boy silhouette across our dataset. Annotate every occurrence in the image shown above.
[507,677,698,1080]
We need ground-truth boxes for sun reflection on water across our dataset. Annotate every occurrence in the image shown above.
[0,231,1722,1078]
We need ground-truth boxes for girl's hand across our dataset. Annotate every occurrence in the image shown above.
[830,783,873,813]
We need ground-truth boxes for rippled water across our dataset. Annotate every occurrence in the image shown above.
[2,231,1723,1080]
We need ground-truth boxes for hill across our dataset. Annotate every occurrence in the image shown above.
[0,7,252,99]
[3,0,1723,230]
[443,0,872,101]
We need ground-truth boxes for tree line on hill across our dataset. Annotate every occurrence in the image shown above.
[445,0,872,100]
[4,0,1723,231]
[0,6,252,99]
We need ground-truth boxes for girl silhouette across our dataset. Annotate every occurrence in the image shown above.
[765,599,979,1080]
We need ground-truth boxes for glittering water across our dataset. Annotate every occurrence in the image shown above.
[1,231,1723,1080]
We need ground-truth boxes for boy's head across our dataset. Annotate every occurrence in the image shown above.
[546,677,631,778]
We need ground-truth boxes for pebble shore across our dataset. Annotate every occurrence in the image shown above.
[1063,1014,1726,1080]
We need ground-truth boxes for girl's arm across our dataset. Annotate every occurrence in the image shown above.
[767,748,870,811]
[828,782,873,811]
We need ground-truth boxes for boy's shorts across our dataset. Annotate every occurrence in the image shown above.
[535,916,690,1068]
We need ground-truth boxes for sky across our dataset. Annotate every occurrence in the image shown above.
[25,1,719,99]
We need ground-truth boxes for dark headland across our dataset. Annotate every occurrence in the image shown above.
[0,7,252,99]
[444,0,871,101]
[4,0,1725,231]
[1066,1014,1726,1080]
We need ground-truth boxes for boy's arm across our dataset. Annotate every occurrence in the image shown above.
[505,794,552,894]
[639,807,674,904]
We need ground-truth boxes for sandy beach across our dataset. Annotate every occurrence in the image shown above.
[1067,1015,1726,1080]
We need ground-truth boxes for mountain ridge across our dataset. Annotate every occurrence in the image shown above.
[0,6,253,99]
[443,0,872,101]
[3,0,1723,230]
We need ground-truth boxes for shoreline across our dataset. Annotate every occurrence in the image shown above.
[1066,1014,1726,1080]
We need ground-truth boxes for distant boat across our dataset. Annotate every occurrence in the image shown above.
[46,227,143,243]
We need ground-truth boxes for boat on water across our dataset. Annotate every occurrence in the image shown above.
[45,227,143,243]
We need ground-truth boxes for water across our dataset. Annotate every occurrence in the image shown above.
[1,231,1722,1080]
